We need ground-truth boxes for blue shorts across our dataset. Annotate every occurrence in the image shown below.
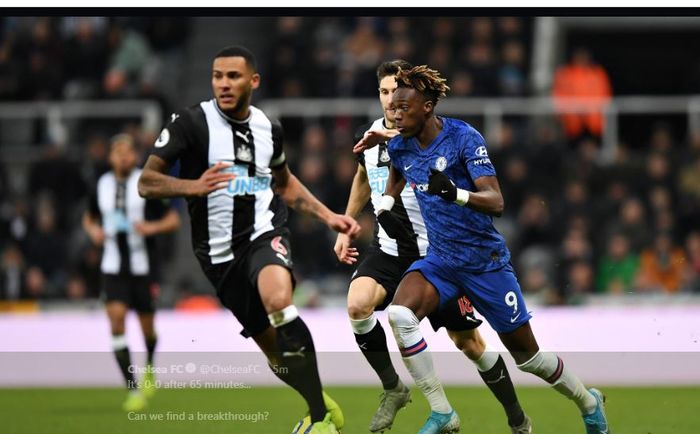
[405,253,531,333]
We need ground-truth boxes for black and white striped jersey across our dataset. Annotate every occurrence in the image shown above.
[355,118,428,257]
[151,99,287,267]
[89,168,169,276]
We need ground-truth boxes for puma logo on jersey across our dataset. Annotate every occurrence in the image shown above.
[282,346,306,358]
[486,369,506,384]
[235,130,251,143]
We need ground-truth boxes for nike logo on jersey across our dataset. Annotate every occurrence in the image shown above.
[404,164,413,171]
[441,190,449,194]
[510,312,521,323]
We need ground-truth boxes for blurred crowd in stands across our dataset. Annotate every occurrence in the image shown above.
[0,17,189,110]
[265,16,532,98]
[1,16,699,307]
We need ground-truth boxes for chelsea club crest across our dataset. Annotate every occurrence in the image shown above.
[435,156,447,171]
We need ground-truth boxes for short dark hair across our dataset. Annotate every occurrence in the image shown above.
[214,45,257,71]
[376,59,414,82]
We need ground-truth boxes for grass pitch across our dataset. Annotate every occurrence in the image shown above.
[1,386,697,433]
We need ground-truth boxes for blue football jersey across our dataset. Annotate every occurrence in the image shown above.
[387,117,510,272]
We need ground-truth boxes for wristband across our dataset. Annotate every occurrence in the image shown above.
[455,189,470,206]
[377,195,395,213]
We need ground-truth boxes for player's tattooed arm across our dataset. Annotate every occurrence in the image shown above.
[273,164,361,239]
[138,155,235,198]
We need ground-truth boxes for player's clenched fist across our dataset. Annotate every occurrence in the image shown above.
[327,214,362,240]
[428,168,471,206]
[428,168,457,201]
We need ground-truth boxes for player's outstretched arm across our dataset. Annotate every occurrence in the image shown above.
[138,155,236,199]
[334,165,370,264]
[428,168,504,217]
[352,129,399,154]
[272,164,361,239]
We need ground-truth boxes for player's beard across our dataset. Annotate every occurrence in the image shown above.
[229,87,252,118]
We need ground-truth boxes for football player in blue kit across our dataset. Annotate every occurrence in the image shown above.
[376,65,611,434]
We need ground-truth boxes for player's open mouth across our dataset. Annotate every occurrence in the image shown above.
[219,95,234,103]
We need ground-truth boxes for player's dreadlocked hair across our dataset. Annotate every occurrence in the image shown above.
[395,65,450,105]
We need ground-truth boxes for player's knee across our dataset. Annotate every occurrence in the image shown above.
[517,351,560,382]
[387,304,419,330]
[263,293,292,314]
[450,333,485,361]
[347,298,375,320]
[109,317,126,335]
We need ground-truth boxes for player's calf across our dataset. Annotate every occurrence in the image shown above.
[517,351,598,415]
[388,305,453,415]
[269,305,328,423]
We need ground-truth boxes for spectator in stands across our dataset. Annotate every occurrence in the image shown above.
[462,40,498,96]
[61,17,109,99]
[677,154,700,236]
[684,231,700,292]
[446,71,472,98]
[637,232,687,294]
[596,233,639,294]
[552,47,612,145]
[21,195,67,293]
[27,145,87,228]
[15,17,64,100]
[496,17,524,41]
[558,227,594,300]
[64,273,87,300]
[565,260,596,301]
[499,39,527,96]
[0,26,22,100]
[103,21,156,99]
[516,193,557,252]
[605,197,652,254]
[499,154,530,217]
[469,17,494,44]
[0,244,27,300]
[342,17,385,96]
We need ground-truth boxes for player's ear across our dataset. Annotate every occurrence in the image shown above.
[251,73,261,90]
[423,99,434,115]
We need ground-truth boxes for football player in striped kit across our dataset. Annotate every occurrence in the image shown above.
[337,60,531,433]
[83,133,181,411]
[138,46,360,434]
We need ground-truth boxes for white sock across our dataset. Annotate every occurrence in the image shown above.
[518,351,597,414]
[472,346,499,372]
[112,334,128,351]
[388,305,452,414]
[350,313,377,335]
